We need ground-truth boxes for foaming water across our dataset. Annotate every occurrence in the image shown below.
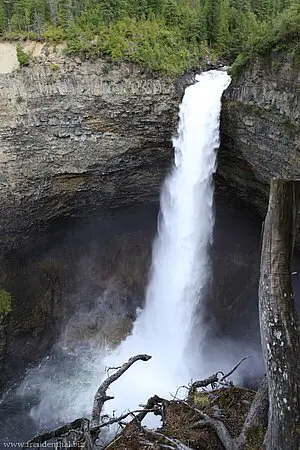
[101,70,232,417]
[3,70,232,440]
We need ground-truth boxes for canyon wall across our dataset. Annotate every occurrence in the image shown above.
[219,51,300,215]
[1,43,299,392]
[0,45,182,390]
[0,45,180,252]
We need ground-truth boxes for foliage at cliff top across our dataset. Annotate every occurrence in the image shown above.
[0,288,12,316]
[0,0,298,76]
[230,3,300,78]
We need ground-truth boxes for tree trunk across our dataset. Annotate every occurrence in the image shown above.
[259,179,300,450]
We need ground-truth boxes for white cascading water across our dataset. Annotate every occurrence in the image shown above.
[12,70,231,436]
[101,70,231,417]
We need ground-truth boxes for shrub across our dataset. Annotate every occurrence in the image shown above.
[44,26,66,45]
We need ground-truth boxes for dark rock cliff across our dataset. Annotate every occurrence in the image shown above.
[219,51,300,216]
[0,52,180,252]
[0,206,157,391]
[0,49,181,390]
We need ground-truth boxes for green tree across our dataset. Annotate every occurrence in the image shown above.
[16,42,30,64]
[205,0,222,48]
[0,2,6,32]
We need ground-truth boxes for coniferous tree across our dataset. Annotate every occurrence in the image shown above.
[0,0,296,76]
[205,0,222,47]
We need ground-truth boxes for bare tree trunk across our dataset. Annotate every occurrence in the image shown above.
[259,179,300,450]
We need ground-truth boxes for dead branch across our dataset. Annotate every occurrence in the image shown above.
[189,373,219,395]
[220,356,250,382]
[189,356,249,399]
[23,354,153,449]
[174,385,189,398]
[22,418,89,448]
[91,354,151,427]
[91,406,161,435]
[143,428,194,450]
[135,395,165,423]
[177,400,234,450]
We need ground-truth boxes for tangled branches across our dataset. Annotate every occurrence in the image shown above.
[22,354,266,450]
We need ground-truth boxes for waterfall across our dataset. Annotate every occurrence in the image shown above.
[102,69,231,417]
[10,70,231,438]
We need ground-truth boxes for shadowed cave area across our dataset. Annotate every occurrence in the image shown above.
[0,190,300,446]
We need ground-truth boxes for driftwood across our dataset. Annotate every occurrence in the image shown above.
[91,353,151,427]
[259,179,300,449]
[134,395,165,424]
[189,374,219,392]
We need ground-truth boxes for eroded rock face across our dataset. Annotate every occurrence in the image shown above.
[219,52,300,216]
[0,51,179,251]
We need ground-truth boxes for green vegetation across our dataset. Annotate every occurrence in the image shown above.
[65,18,206,76]
[230,3,300,78]
[16,42,30,65]
[50,62,59,70]
[0,0,298,75]
[193,391,210,408]
[0,288,12,316]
